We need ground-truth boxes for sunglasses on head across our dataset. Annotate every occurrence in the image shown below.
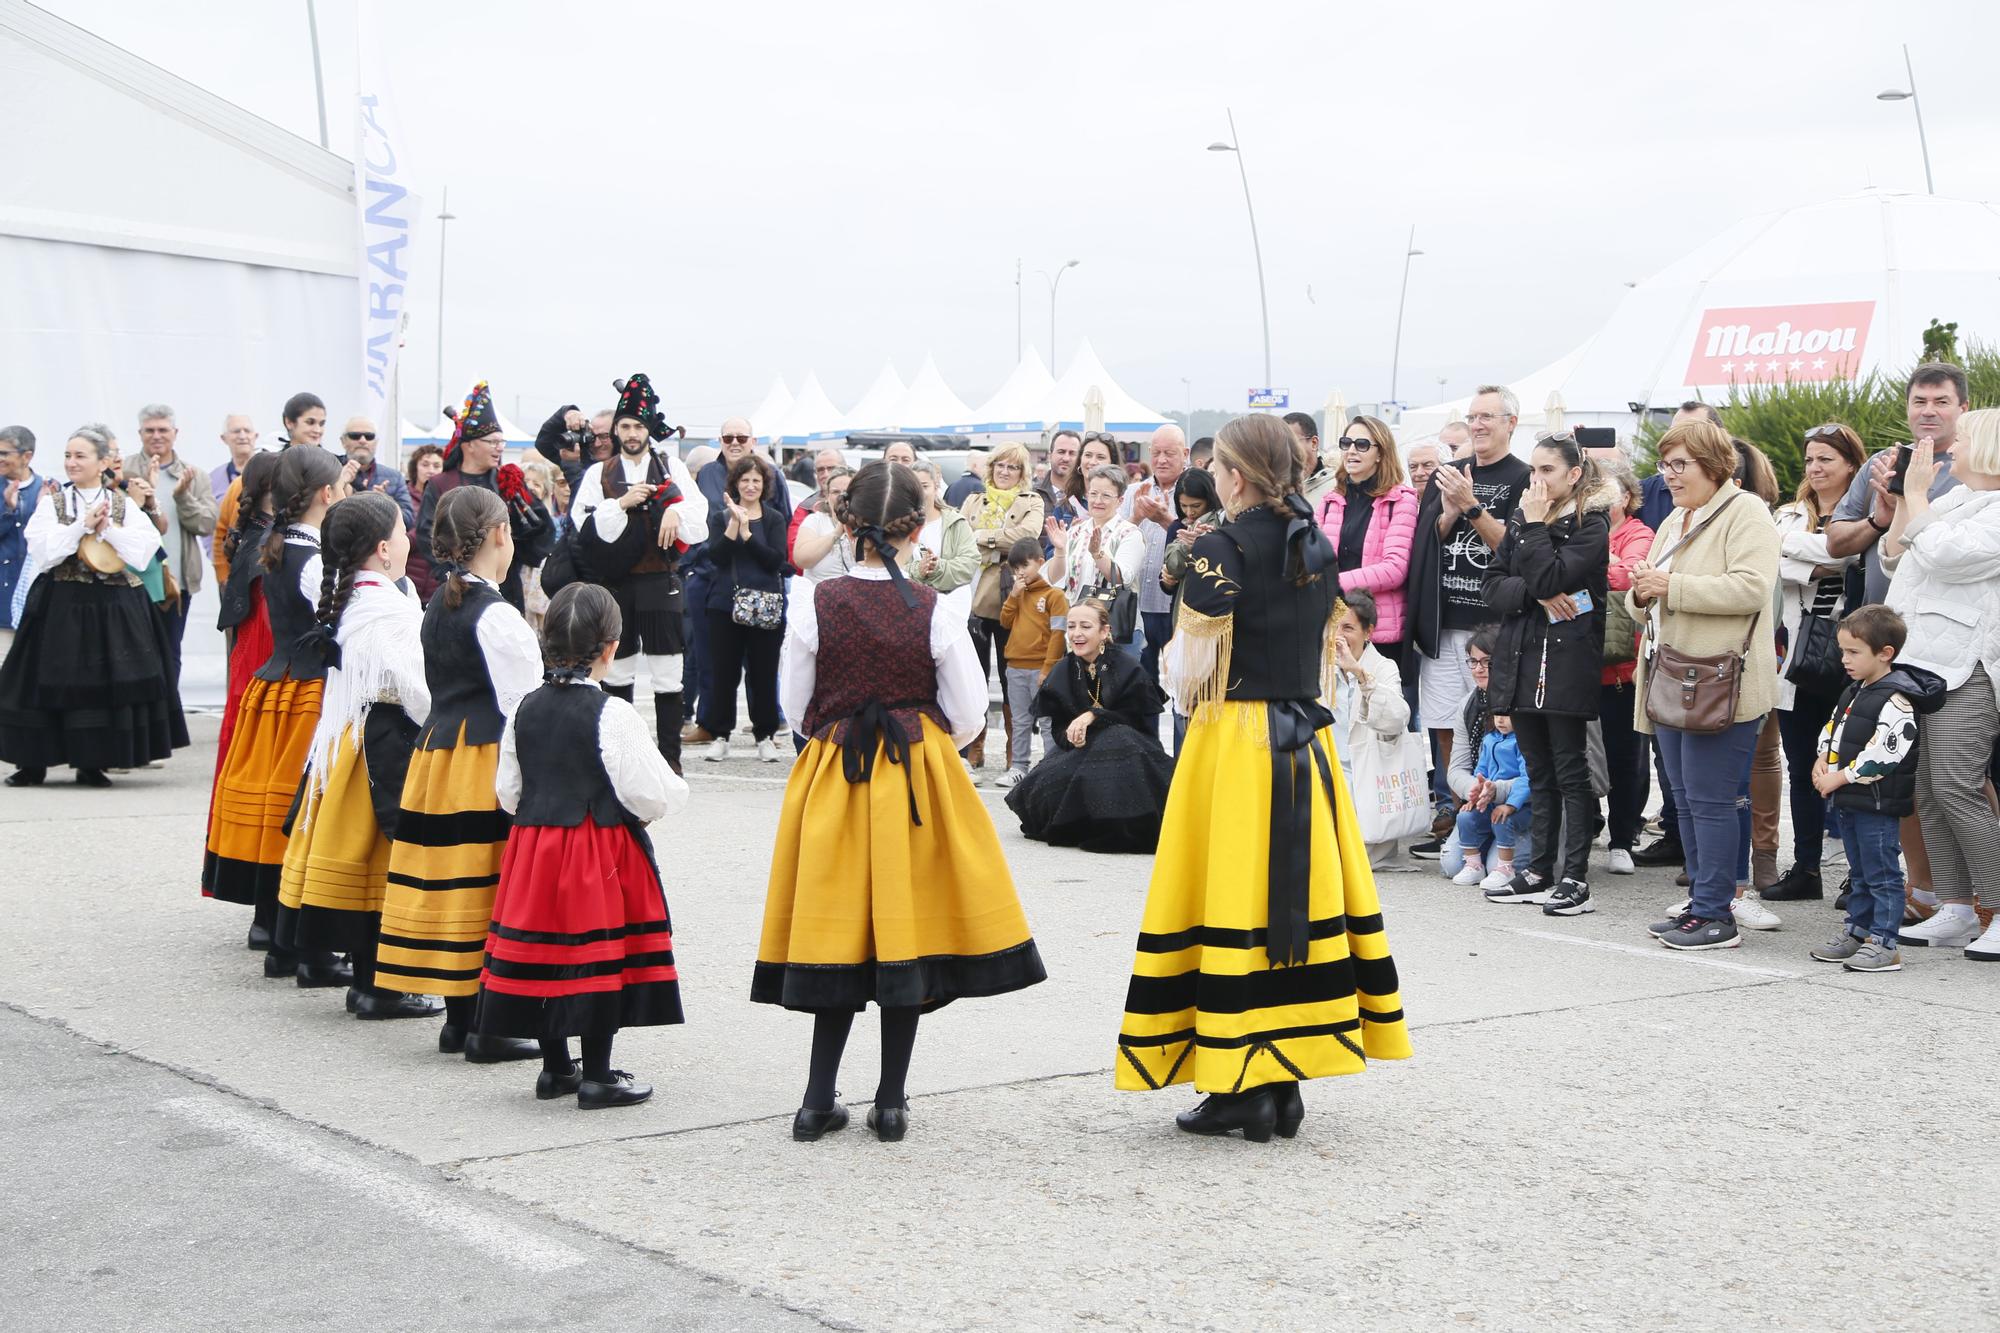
[1083,431,1117,444]
[344,431,376,442]
[720,434,751,445]
[1336,436,1376,452]
[1802,425,1846,444]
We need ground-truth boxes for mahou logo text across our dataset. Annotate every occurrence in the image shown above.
[1684,301,1877,386]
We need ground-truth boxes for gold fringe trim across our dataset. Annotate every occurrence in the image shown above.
[1164,602,1234,718]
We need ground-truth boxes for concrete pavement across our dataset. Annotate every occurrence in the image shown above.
[2,714,1995,1331]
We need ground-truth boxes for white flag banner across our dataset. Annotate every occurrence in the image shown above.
[355,0,420,456]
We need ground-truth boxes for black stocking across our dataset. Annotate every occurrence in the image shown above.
[350,933,378,992]
[877,1007,919,1109]
[601,681,634,703]
[442,994,475,1030]
[654,691,683,770]
[803,1010,855,1112]
[580,1035,615,1081]
[539,1038,573,1077]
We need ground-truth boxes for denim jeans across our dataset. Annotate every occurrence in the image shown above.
[1654,719,1761,920]
[1839,809,1905,948]
[1140,610,1173,686]
[1441,825,1535,878]
[683,571,710,717]
[1456,802,1533,861]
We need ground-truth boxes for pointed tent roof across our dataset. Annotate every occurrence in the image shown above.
[841,362,908,433]
[397,417,432,449]
[969,348,1057,431]
[767,372,849,443]
[1038,340,1169,432]
[745,376,793,440]
[491,409,536,448]
[886,354,976,432]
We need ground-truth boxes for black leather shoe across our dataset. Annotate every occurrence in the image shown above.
[1834,877,1852,913]
[296,958,354,989]
[792,1103,850,1141]
[462,1032,544,1064]
[1762,866,1824,901]
[536,1066,585,1100]
[866,1102,908,1142]
[245,923,273,952]
[262,951,299,979]
[1631,834,1684,868]
[578,1070,653,1109]
[438,1023,468,1054]
[352,989,443,1020]
[74,768,112,788]
[1175,1089,1278,1142]
[5,768,46,787]
[1272,1084,1304,1139]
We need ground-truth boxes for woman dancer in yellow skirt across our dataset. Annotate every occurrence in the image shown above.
[203,445,346,984]
[1116,414,1411,1142]
[374,483,543,1062]
[275,491,442,1021]
[756,461,1046,1143]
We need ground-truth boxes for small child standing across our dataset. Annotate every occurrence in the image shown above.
[478,582,690,1108]
[1808,604,1944,974]
[995,537,1068,789]
[1453,713,1534,892]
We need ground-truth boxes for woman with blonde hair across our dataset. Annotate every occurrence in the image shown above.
[1116,413,1409,1142]
[960,442,1043,771]
[1313,413,1420,683]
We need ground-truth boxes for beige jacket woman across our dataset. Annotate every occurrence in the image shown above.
[1628,480,1781,735]
[961,489,1045,620]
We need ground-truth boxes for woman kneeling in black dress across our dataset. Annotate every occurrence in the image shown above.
[1006,595,1173,853]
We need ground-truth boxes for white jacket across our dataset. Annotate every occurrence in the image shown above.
[1884,487,2000,697]
[1332,642,1410,778]
[1773,501,1855,711]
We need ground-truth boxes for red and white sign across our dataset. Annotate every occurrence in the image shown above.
[1684,300,1876,386]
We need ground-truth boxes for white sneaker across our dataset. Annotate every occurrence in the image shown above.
[1902,904,1983,949]
[1665,897,1691,917]
[1731,895,1782,931]
[963,758,981,785]
[704,738,730,763]
[756,738,780,763]
[1478,868,1514,891]
[1452,863,1487,887]
[1964,916,2000,962]
[992,768,1025,790]
[1608,848,1636,876]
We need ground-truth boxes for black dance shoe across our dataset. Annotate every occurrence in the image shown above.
[352,989,443,1021]
[578,1071,653,1109]
[459,1032,543,1063]
[535,1066,585,1100]
[245,923,273,952]
[1175,1088,1278,1143]
[5,768,46,787]
[73,768,112,788]
[296,958,354,989]
[262,951,299,979]
[1272,1084,1304,1139]
[792,1103,850,1142]
[866,1102,909,1142]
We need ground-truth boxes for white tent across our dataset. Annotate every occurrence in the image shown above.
[968,348,1057,436]
[398,417,434,450]
[1037,340,1170,433]
[767,372,849,444]
[885,354,976,432]
[745,376,794,442]
[1403,189,2000,447]
[841,362,908,434]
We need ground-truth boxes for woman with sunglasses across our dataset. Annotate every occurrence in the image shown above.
[1314,416,1419,689]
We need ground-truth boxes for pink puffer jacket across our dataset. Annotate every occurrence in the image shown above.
[1316,482,1419,644]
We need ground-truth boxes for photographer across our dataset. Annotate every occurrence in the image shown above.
[536,404,615,494]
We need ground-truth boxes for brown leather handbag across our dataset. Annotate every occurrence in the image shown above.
[1642,494,1756,735]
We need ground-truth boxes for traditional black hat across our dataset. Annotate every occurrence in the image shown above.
[442,379,501,470]
[612,373,671,442]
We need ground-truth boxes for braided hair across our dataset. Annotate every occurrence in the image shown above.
[224,451,281,566]
[259,446,342,571]
[539,583,621,680]
[432,485,508,610]
[835,460,925,549]
[312,491,401,640]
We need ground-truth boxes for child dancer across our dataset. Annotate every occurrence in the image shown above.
[756,461,1046,1142]
[274,491,442,1020]
[203,446,346,983]
[479,583,689,1107]
[374,486,544,1063]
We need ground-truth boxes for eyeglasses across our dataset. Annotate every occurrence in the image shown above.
[720,434,751,445]
[1465,412,1508,425]
[1658,457,1694,476]
[592,432,612,443]
[1336,437,1377,453]
[344,432,376,442]
[1467,656,1491,671]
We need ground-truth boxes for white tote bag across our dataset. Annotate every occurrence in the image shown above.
[1347,729,1433,846]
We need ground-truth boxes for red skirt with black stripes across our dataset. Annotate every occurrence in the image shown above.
[475,817,684,1039]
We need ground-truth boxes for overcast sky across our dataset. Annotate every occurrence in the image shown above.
[40,0,2000,427]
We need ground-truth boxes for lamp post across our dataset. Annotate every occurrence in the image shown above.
[1180,376,1192,438]
[1208,109,1271,391]
[304,0,328,149]
[1015,258,1023,361]
[1037,260,1080,367]
[1388,225,1425,405]
[433,187,456,423]
[1876,44,1935,194]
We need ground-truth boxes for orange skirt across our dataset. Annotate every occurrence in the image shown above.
[202,674,323,905]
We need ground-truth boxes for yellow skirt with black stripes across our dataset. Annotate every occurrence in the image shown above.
[1116,701,1411,1093]
[753,715,1046,1012]
[374,736,508,998]
[275,727,389,952]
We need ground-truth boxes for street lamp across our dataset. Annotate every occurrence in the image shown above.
[433,187,456,425]
[1208,108,1271,391]
[1180,376,1192,437]
[1388,225,1425,405]
[1876,44,1935,194]
[1037,260,1080,368]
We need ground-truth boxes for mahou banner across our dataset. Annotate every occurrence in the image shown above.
[1684,300,1876,387]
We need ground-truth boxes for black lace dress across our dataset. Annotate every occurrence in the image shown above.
[1005,650,1173,854]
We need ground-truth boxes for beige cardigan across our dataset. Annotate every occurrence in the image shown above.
[1628,481,1780,735]
[961,490,1045,619]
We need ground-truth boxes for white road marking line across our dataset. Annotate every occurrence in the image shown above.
[1502,928,1801,979]
[164,1096,585,1271]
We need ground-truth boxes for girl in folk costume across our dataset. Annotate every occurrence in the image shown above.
[479,583,689,1109]
[273,492,443,1022]
[1004,594,1174,854]
[0,430,188,787]
[757,461,1046,1143]
[202,446,345,984]
[1116,414,1411,1142]
[207,452,281,948]
[374,486,544,1063]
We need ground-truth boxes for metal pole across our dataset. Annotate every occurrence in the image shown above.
[1904,44,1935,194]
[1390,224,1417,404]
[305,0,329,149]
[433,187,454,422]
[1225,109,1271,389]
[1182,377,1193,438]
[1015,258,1022,362]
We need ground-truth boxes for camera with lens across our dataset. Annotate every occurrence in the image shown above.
[560,424,595,457]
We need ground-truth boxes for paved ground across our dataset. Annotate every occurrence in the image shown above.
[3,713,1996,1331]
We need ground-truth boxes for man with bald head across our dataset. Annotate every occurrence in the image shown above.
[683,417,793,744]
[335,415,416,526]
[1119,423,1189,681]
[1437,420,1473,460]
